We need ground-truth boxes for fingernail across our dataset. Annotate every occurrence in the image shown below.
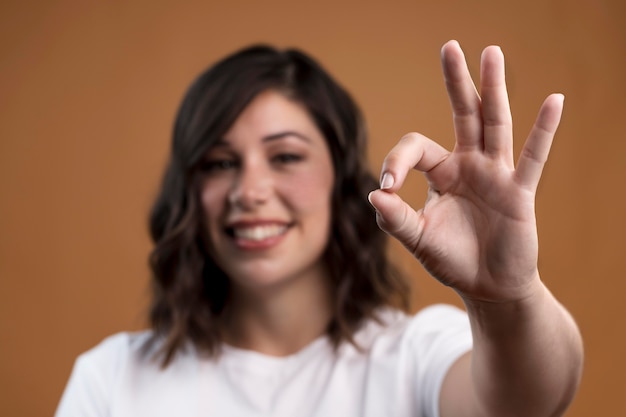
[380,173,394,190]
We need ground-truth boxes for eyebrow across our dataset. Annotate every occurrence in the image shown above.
[214,131,312,147]
[262,131,312,143]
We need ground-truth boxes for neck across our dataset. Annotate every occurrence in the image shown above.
[222,265,333,356]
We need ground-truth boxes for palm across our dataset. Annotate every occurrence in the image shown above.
[416,149,538,301]
[369,41,563,303]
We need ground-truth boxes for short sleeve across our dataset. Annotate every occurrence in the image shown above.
[408,304,473,417]
[55,333,131,417]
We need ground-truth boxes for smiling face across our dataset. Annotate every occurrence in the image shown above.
[199,90,335,294]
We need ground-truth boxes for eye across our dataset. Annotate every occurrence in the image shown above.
[199,159,239,173]
[272,153,303,164]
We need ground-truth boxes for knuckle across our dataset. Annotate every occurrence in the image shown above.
[452,102,478,117]
[383,152,401,167]
[399,132,423,144]
[520,146,546,164]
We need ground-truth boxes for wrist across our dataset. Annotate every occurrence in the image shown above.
[461,277,549,333]
[459,267,545,304]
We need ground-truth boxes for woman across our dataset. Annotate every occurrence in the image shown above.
[56,41,583,417]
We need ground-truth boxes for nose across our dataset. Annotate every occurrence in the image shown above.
[227,160,272,209]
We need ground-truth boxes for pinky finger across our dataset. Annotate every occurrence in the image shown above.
[515,94,564,190]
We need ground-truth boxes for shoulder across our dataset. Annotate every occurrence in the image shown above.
[409,304,471,341]
[351,304,472,387]
[67,331,154,392]
[354,304,470,349]
[76,331,151,369]
[55,331,153,417]
[334,305,471,417]
[372,305,472,416]
[404,304,472,363]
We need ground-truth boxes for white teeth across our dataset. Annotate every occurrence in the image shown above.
[233,225,287,241]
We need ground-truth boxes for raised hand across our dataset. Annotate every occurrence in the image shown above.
[368,40,564,303]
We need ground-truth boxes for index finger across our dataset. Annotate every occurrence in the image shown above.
[442,40,483,150]
[379,132,449,192]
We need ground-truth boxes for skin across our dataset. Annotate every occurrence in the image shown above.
[368,41,583,416]
[199,90,335,356]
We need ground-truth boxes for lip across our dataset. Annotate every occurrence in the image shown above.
[225,219,292,250]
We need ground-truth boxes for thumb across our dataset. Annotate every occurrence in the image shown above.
[368,189,424,253]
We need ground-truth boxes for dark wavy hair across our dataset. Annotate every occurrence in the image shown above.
[145,45,409,366]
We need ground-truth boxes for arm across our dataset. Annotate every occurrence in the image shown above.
[441,283,582,417]
[368,41,583,416]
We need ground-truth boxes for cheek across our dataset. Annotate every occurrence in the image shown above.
[200,181,227,225]
[284,167,334,217]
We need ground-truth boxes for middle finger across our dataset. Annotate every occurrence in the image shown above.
[479,45,513,162]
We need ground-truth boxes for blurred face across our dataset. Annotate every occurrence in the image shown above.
[200,90,335,293]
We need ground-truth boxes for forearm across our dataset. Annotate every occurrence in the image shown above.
[463,278,583,416]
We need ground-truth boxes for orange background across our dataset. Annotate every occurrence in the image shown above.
[1,0,625,415]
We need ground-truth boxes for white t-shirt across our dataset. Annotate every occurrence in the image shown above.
[55,304,472,417]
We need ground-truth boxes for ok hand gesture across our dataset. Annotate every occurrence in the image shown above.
[368,40,564,303]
